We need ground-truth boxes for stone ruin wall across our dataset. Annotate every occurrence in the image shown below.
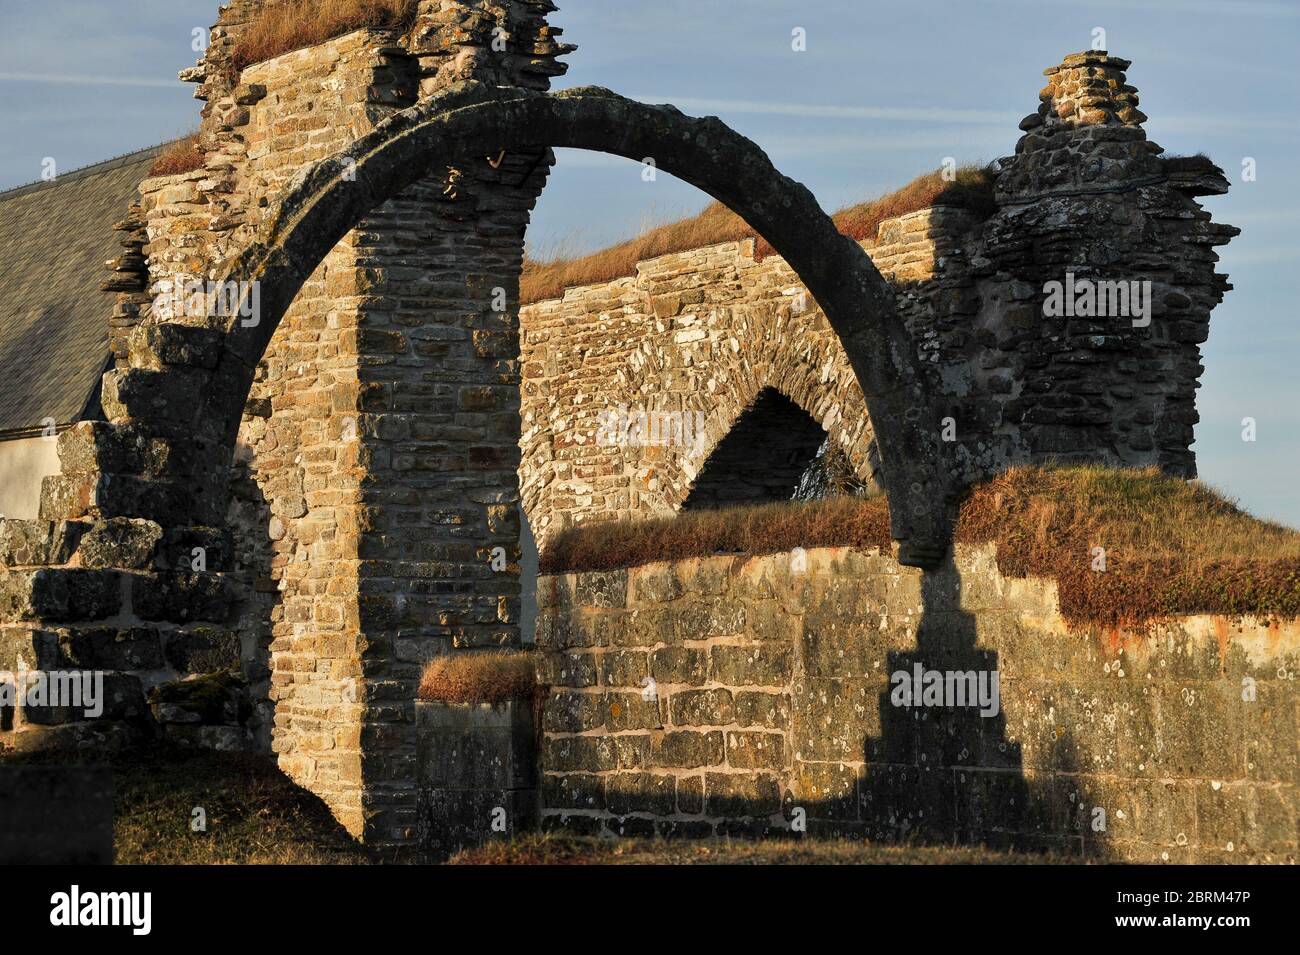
[518,52,1237,546]
[0,7,1242,855]
[536,548,1297,862]
[519,209,962,547]
[2,0,574,844]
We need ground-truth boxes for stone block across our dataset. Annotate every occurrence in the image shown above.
[21,672,148,725]
[416,787,536,855]
[710,643,791,686]
[416,700,535,790]
[726,730,786,770]
[704,771,781,817]
[163,627,241,673]
[541,772,604,812]
[132,570,234,623]
[148,671,247,725]
[651,730,724,768]
[55,627,165,671]
[669,688,734,727]
[76,517,163,569]
[650,645,708,686]
[605,772,676,816]
[0,569,121,623]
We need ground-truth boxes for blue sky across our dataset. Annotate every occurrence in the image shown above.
[1,0,1296,524]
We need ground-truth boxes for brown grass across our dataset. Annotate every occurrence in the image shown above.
[417,650,540,705]
[542,495,891,576]
[231,0,419,71]
[520,165,996,304]
[450,833,1065,865]
[148,133,204,177]
[541,465,1300,627]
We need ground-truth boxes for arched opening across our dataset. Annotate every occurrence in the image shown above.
[683,389,826,510]
[74,82,951,843]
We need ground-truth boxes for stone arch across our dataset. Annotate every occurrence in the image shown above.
[138,82,951,562]
[681,387,834,511]
[38,81,952,844]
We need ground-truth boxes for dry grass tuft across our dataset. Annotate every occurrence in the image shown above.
[148,134,204,177]
[542,495,891,576]
[418,650,540,705]
[231,0,418,71]
[542,466,1300,627]
[520,165,995,304]
[954,465,1300,625]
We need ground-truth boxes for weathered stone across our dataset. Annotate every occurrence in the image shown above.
[162,627,240,673]
[76,518,163,569]
[0,569,120,623]
[148,671,247,725]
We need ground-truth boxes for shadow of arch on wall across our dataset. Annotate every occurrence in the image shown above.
[126,81,954,564]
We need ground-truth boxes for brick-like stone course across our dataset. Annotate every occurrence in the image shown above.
[537,546,1298,862]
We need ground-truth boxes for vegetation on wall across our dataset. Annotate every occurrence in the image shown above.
[231,0,419,71]
[520,165,996,304]
[148,133,205,177]
[541,465,1300,626]
[417,650,539,705]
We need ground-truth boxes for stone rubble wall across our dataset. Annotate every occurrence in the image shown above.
[518,208,962,546]
[0,1,572,848]
[0,24,1241,859]
[519,52,1236,544]
[536,546,1297,862]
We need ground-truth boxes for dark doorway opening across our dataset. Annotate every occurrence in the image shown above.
[682,388,826,510]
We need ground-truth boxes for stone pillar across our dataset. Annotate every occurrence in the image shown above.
[976,51,1238,477]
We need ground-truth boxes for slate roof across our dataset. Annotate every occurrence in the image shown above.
[0,146,160,437]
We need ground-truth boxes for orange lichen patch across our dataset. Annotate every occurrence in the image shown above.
[231,0,418,71]
[542,465,1300,628]
[520,165,996,304]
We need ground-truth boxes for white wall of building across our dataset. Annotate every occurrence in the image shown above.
[0,435,60,520]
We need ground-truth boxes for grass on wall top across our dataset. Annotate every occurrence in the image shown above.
[148,133,205,177]
[541,465,1300,627]
[417,650,539,705]
[230,0,419,71]
[520,165,996,305]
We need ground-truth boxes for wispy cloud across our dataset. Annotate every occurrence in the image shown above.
[0,71,178,89]
[628,95,1017,125]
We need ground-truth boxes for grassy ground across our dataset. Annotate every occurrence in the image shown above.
[3,746,1062,864]
[449,834,1065,865]
[5,745,368,864]
[542,465,1300,626]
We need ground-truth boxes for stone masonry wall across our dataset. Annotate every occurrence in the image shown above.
[0,0,573,847]
[518,209,967,545]
[536,547,1297,862]
[518,51,1236,545]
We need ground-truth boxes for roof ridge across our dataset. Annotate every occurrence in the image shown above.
[0,141,175,203]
